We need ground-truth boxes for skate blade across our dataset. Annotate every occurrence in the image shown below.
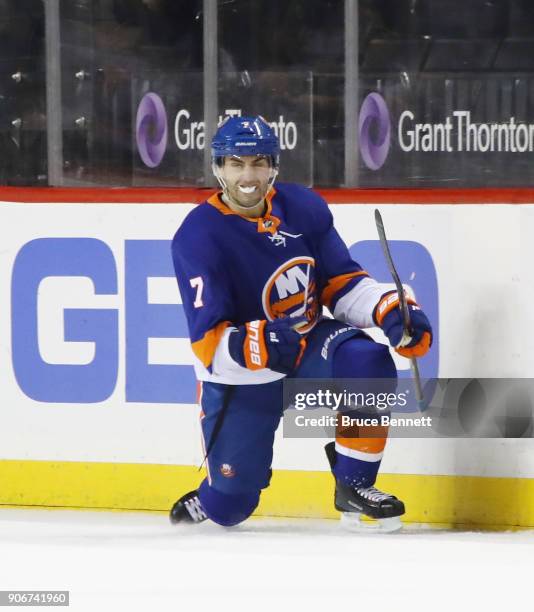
[340,512,402,533]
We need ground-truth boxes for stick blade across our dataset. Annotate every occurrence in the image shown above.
[374,208,385,235]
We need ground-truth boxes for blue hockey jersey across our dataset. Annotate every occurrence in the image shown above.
[172,182,381,385]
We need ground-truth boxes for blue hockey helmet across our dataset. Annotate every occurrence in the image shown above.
[211,116,280,168]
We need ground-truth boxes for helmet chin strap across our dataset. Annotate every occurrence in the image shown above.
[212,163,279,213]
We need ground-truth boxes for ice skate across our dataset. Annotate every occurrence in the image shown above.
[325,442,405,533]
[169,490,208,524]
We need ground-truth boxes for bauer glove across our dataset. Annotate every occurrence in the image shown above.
[373,291,432,358]
[228,317,307,374]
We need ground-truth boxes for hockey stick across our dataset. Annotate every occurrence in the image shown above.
[374,209,424,407]
[199,385,235,471]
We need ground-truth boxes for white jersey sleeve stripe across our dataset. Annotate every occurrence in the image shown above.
[332,277,384,329]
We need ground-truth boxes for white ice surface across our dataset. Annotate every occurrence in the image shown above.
[0,508,533,612]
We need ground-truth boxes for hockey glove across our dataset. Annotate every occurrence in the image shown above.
[373,291,432,358]
[228,317,307,374]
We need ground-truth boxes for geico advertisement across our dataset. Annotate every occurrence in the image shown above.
[2,203,442,407]
[0,200,526,468]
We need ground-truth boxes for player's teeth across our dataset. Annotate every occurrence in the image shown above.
[239,186,256,194]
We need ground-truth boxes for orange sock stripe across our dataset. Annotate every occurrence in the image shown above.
[335,437,387,454]
[336,418,389,455]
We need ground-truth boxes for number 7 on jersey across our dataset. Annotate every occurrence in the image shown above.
[190,276,204,308]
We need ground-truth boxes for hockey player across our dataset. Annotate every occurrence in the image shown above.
[170,116,432,531]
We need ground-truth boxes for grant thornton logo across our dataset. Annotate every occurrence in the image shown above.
[359,92,391,170]
[135,92,168,168]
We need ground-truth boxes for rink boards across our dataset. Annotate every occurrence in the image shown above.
[1,189,533,527]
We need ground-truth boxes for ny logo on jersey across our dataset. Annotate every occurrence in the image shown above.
[262,257,319,333]
[268,230,303,248]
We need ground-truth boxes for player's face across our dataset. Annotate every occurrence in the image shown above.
[220,155,272,208]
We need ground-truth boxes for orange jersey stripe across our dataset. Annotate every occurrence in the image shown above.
[191,321,231,368]
[321,271,369,309]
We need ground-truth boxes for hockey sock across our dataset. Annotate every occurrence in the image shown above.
[332,337,396,487]
[332,437,385,488]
